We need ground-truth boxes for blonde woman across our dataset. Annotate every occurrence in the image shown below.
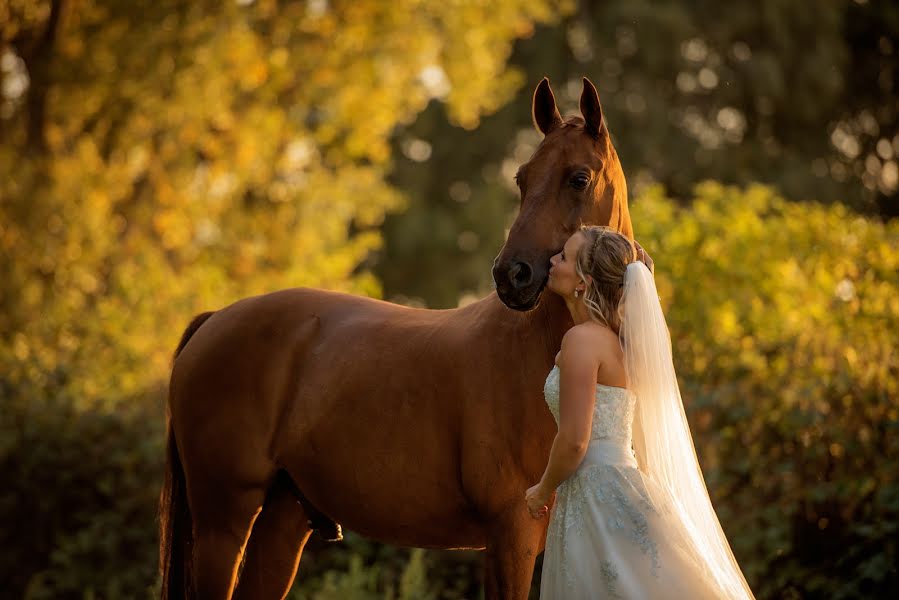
[525,226,754,599]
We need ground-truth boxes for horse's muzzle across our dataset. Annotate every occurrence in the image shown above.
[493,264,547,311]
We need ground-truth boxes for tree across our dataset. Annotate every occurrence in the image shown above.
[0,0,563,403]
[0,1,565,595]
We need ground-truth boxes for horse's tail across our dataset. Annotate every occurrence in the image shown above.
[172,311,216,362]
[159,420,191,600]
[159,311,215,599]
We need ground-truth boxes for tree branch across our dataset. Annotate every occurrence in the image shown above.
[18,0,65,153]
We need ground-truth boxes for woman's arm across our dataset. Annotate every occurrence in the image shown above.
[526,328,600,517]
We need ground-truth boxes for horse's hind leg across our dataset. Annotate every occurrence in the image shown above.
[191,484,266,599]
[233,474,313,600]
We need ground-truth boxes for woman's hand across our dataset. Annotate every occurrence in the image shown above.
[634,240,654,274]
[525,482,553,519]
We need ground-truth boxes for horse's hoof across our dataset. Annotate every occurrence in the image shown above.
[322,523,343,542]
[307,518,343,542]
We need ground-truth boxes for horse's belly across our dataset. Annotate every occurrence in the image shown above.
[281,420,486,549]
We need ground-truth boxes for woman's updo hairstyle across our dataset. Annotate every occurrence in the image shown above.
[574,225,637,331]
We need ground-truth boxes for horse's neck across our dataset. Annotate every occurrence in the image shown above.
[464,291,572,369]
[469,292,570,458]
[521,293,571,361]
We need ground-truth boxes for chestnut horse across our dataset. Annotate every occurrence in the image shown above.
[159,77,632,599]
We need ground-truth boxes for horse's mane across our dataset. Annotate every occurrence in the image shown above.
[561,115,586,128]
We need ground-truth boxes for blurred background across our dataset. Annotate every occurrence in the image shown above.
[1,0,897,598]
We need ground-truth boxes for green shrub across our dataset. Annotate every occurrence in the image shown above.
[0,375,164,599]
[2,183,896,598]
[288,547,437,600]
[632,182,899,598]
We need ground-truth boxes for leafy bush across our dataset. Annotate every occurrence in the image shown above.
[632,182,899,598]
[0,376,164,599]
[2,183,896,598]
[289,547,437,600]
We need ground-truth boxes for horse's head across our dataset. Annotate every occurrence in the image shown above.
[492,77,632,311]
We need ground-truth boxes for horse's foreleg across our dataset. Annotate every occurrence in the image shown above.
[483,507,546,600]
[233,475,312,600]
[191,486,266,600]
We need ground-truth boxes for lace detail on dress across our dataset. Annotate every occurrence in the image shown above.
[600,560,624,600]
[547,464,662,588]
[542,364,636,444]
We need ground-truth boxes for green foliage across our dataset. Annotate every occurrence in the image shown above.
[0,1,563,597]
[289,548,436,600]
[381,0,899,307]
[397,549,435,600]
[0,383,164,599]
[2,183,895,598]
[631,182,899,598]
[303,555,383,600]
[2,1,897,598]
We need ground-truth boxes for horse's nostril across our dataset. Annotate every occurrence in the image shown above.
[508,261,533,289]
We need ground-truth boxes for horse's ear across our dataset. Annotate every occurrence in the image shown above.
[579,77,604,138]
[533,77,562,136]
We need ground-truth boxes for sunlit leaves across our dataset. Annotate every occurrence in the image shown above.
[0,0,560,406]
[1,1,564,595]
[632,183,899,595]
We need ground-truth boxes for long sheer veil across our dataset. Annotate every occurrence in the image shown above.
[620,261,754,599]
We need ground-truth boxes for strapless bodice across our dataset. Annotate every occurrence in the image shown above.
[543,364,636,447]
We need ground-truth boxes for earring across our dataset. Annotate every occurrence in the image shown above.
[574,289,580,298]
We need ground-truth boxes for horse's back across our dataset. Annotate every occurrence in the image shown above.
[172,286,413,367]
[167,289,400,475]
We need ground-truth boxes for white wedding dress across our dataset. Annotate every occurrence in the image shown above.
[540,363,725,599]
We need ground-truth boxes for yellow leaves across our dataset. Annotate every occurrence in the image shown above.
[430,0,570,127]
[235,137,258,171]
[125,144,149,179]
[631,182,899,436]
[691,353,709,373]
[152,208,190,249]
[710,301,742,344]
[154,179,178,206]
[45,122,66,151]
[75,268,99,295]
[226,29,269,91]
[12,333,29,361]
[512,16,537,38]
[1,0,568,406]
[233,242,257,278]
[269,47,289,69]
[177,123,201,147]
[86,188,109,212]
[0,0,52,43]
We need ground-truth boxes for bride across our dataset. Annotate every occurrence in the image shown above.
[524,226,754,599]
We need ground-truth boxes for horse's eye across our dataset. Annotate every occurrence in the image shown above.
[570,173,590,190]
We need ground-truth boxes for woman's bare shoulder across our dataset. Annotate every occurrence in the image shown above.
[560,322,617,359]
[563,321,617,344]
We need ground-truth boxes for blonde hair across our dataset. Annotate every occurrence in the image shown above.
[574,225,637,331]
